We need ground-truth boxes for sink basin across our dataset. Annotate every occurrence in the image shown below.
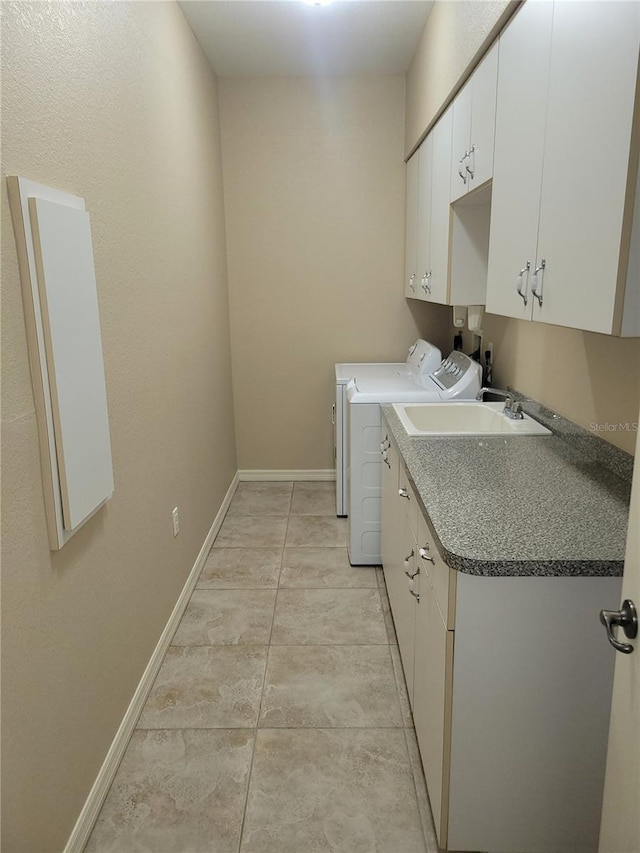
[392,401,552,436]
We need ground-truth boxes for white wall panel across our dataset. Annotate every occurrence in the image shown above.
[7,176,113,547]
[29,198,113,531]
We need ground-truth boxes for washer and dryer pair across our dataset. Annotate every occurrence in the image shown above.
[335,341,482,565]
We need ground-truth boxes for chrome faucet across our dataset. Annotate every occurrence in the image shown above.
[476,387,524,420]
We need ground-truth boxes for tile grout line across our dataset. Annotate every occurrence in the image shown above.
[195,485,286,852]
[197,585,376,590]
[170,641,391,647]
[238,489,353,847]
[386,642,407,728]
[236,491,291,852]
[378,570,410,725]
[134,724,407,732]
[401,725,432,853]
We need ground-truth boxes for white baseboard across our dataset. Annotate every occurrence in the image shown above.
[239,469,335,482]
[63,471,240,853]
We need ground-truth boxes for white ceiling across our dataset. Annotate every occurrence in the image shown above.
[178,0,434,77]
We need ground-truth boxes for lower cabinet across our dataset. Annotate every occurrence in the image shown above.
[381,433,622,853]
[413,568,451,842]
[412,509,455,845]
[380,436,418,700]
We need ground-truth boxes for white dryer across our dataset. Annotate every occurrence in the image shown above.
[346,350,482,565]
[334,340,441,517]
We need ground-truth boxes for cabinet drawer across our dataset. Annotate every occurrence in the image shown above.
[417,510,456,629]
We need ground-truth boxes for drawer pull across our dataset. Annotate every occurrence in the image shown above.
[398,488,410,500]
[409,589,420,602]
[419,547,435,564]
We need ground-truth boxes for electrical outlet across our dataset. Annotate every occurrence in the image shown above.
[172,506,180,537]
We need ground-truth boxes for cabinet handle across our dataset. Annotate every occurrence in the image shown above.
[408,273,416,293]
[465,145,475,179]
[404,549,417,578]
[421,271,432,294]
[409,589,420,602]
[398,488,410,500]
[531,259,545,307]
[515,261,530,306]
[419,547,435,564]
[458,153,468,184]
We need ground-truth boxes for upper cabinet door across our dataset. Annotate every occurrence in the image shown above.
[451,44,499,203]
[429,106,454,305]
[485,0,554,321]
[450,81,472,203]
[467,42,498,192]
[408,109,453,304]
[405,152,419,298]
[534,0,640,333]
[416,134,434,300]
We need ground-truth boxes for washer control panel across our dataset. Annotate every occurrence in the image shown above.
[431,351,477,390]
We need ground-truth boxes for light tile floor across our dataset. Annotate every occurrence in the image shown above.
[85,481,439,853]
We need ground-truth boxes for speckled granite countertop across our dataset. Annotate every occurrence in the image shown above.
[381,399,633,578]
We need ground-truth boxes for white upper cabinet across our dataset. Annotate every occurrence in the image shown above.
[404,152,419,298]
[407,106,454,305]
[485,0,553,321]
[534,0,639,334]
[416,133,433,300]
[424,107,453,305]
[486,0,640,335]
[450,80,472,203]
[450,43,499,203]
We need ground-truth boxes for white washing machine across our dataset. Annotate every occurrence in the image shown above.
[334,340,442,517]
[345,350,482,565]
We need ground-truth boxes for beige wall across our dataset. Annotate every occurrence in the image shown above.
[406,0,640,454]
[219,76,453,471]
[2,4,637,846]
[1,3,236,850]
[484,316,640,454]
[405,0,516,157]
